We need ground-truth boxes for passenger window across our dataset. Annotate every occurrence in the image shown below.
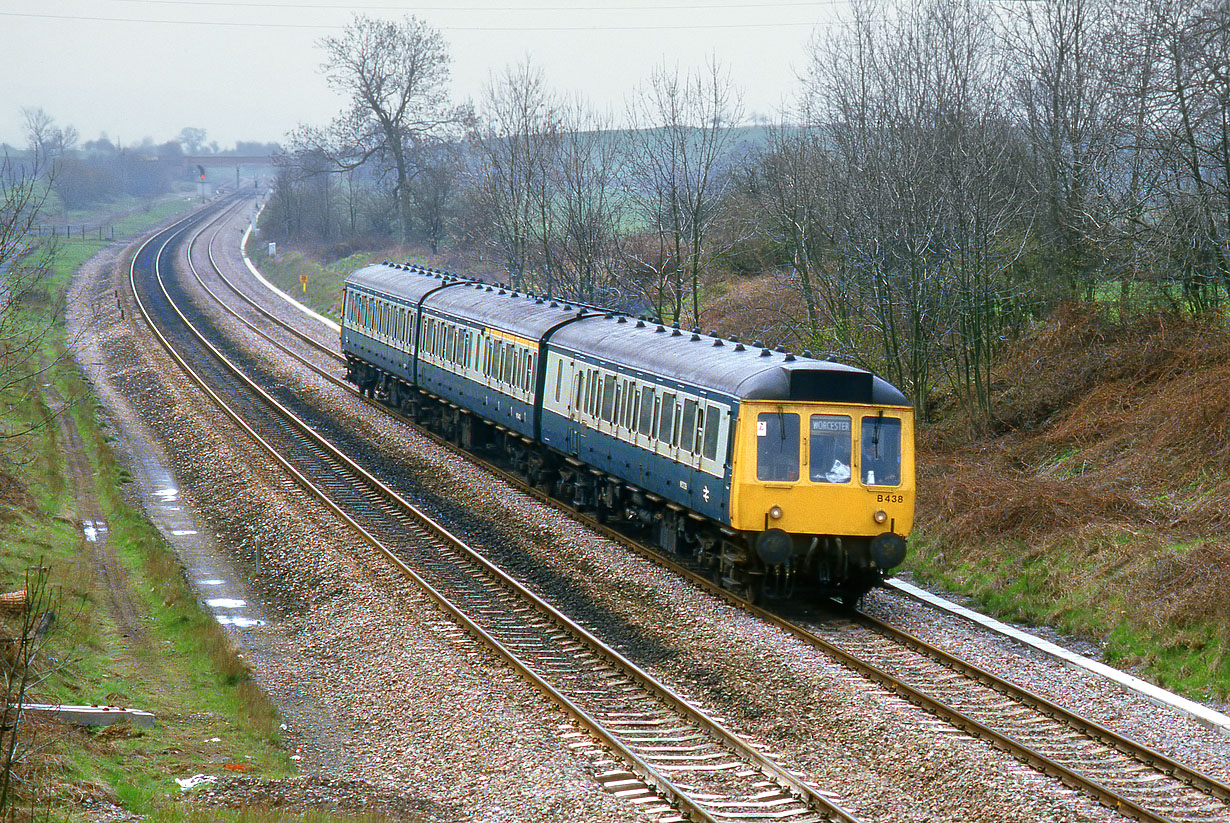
[703,405,721,461]
[680,400,698,452]
[810,415,852,483]
[503,344,515,384]
[602,377,617,422]
[658,393,676,443]
[639,388,656,435]
[861,416,902,486]
[756,412,800,482]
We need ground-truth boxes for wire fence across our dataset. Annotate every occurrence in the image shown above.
[29,225,116,241]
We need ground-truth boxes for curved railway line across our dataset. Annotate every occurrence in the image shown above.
[135,197,1230,823]
[131,201,862,823]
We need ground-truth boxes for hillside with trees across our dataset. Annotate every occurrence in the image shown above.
[264,0,1230,696]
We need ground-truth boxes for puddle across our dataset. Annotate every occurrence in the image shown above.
[133,464,268,632]
[216,615,266,628]
[205,598,247,609]
[82,519,109,543]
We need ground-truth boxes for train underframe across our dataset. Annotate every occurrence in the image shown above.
[349,358,888,605]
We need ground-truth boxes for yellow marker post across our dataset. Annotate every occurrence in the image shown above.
[299,273,309,294]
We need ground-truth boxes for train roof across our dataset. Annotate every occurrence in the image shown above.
[426,281,598,339]
[346,262,909,407]
[346,262,467,304]
[552,316,909,406]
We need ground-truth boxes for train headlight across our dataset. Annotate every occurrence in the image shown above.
[769,505,783,520]
[873,509,888,524]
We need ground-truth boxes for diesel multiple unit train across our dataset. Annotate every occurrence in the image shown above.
[341,262,915,603]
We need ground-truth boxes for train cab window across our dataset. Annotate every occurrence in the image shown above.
[703,405,721,461]
[861,415,902,486]
[809,415,852,483]
[639,388,656,435]
[756,412,800,482]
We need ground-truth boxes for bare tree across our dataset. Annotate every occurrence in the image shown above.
[469,59,563,290]
[315,15,458,243]
[21,108,77,171]
[751,117,855,351]
[805,0,1035,422]
[406,139,463,254]
[177,127,208,155]
[1002,0,1120,302]
[0,565,59,818]
[625,58,743,325]
[551,99,626,304]
[0,155,68,461]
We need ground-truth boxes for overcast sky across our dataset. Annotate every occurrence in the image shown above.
[1,0,845,151]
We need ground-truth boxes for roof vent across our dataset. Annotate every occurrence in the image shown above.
[511,291,519,297]
[604,313,614,319]
[535,298,544,304]
[784,353,796,362]
[485,286,492,292]
[713,338,723,347]
[618,316,628,323]
[776,345,786,353]
[498,289,506,295]
[825,354,837,362]
[754,340,763,348]
[672,328,683,337]
[729,334,739,343]
[735,343,745,352]
[802,350,813,358]
[690,333,700,341]
[636,320,645,328]
[656,325,665,333]
[760,348,772,357]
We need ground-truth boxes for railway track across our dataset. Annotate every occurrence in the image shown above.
[160,200,1230,823]
[132,200,862,823]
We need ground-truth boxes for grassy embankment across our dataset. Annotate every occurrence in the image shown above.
[908,308,1230,701]
[0,200,388,821]
[244,243,388,323]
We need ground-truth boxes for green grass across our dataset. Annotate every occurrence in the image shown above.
[1,197,297,820]
[904,528,1230,700]
[246,244,376,322]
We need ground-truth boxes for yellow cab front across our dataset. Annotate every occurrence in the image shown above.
[729,401,915,545]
